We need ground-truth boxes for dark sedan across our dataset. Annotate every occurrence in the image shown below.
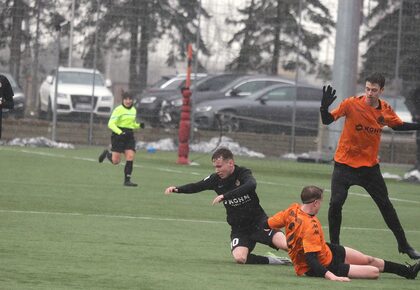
[193,83,322,135]
[1,72,25,118]
[135,73,208,127]
[160,74,295,127]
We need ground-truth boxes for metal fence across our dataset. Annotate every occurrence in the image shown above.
[0,0,419,165]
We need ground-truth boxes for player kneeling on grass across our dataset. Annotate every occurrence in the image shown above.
[262,185,420,281]
[98,91,144,187]
[164,147,291,265]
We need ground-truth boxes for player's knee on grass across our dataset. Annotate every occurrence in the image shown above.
[232,250,248,264]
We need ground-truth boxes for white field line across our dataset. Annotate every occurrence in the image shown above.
[0,209,224,224]
[3,148,420,205]
[1,209,419,234]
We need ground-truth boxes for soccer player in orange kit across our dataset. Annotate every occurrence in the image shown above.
[320,73,420,259]
[263,186,420,281]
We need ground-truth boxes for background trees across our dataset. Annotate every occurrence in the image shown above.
[361,0,420,96]
[225,0,334,75]
[2,0,419,117]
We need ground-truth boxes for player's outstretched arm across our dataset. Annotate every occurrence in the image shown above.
[391,122,420,131]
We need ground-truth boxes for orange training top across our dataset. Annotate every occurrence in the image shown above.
[330,96,403,168]
[267,203,332,276]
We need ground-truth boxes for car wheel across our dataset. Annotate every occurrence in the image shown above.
[217,110,240,133]
[158,110,172,128]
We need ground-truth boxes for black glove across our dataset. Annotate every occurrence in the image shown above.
[321,85,337,109]
[140,122,145,129]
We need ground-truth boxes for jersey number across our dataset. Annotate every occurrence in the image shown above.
[231,238,239,249]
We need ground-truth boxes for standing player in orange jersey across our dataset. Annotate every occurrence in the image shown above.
[320,72,420,259]
[263,186,420,281]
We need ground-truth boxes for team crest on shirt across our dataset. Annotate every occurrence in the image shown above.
[235,179,240,186]
[377,115,386,126]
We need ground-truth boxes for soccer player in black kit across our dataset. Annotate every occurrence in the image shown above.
[164,147,290,265]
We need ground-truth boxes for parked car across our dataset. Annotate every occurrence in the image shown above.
[160,74,295,127]
[136,73,244,127]
[146,73,208,92]
[1,72,26,118]
[193,83,322,135]
[38,67,114,120]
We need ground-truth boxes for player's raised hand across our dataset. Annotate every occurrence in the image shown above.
[321,85,337,109]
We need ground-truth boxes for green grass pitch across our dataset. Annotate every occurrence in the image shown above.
[0,146,419,289]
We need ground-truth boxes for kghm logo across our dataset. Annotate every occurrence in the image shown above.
[355,124,382,134]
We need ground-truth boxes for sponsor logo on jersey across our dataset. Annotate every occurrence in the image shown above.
[224,194,251,207]
[355,124,382,134]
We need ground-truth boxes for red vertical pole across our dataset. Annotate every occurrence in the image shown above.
[177,44,193,164]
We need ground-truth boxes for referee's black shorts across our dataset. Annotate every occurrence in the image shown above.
[111,129,136,153]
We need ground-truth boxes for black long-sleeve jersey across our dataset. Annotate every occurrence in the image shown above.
[176,165,267,230]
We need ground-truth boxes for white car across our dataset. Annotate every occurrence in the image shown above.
[38,67,114,119]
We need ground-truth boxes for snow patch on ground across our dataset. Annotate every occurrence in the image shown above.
[0,137,75,149]
[136,136,265,158]
[403,169,420,183]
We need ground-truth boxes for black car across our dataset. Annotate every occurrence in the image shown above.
[193,83,322,135]
[1,72,25,118]
[160,74,295,127]
[135,73,208,127]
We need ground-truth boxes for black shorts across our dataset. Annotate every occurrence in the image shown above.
[111,131,136,153]
[230,225,279,252]
[326,243,350,277]
[305,243,349,277]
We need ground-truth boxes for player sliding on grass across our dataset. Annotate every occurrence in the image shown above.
[263,185,420,281]
[164,147,291,265]
[321,73,420,259]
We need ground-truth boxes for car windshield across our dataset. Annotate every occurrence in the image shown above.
[58,72,105,86]
[164,78,203,90]
[196,75,243,92]
[150,76,173,89]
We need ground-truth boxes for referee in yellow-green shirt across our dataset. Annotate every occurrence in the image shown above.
[99,91,144,186]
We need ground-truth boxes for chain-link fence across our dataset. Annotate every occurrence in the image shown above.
[0,0,419,164]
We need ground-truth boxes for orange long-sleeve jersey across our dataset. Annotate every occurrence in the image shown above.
[330,96,403,168]
[267,203,332,276]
